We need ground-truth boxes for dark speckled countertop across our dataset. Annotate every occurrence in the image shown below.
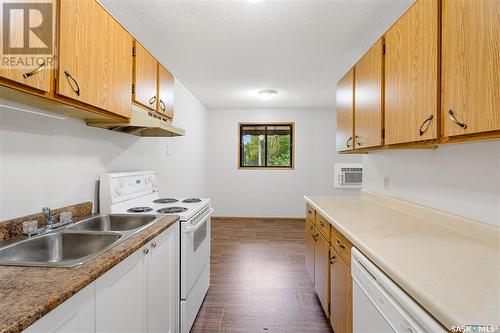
[0,214,179,333]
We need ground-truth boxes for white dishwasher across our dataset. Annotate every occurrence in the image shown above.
[351,248,445,333]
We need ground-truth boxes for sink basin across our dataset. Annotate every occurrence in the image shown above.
[0,214,160,268]
[69,214,158,232]
[0,231,122,267]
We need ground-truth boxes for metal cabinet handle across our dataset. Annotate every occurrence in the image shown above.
[159,99,166,112]
[151,242,157,248]
[319,220,325,227]
[64,71,80,96]
[23,61,45,78]
[312,233,319,241]
[307,210,312,215]
[346,136,353,148]
[418,114,434,136]
[149,96,157,105]
[143,248,149,254]
[448,110,467,129]
[354,135,362,146]
[329,253,337,264]
[336,239,345,250]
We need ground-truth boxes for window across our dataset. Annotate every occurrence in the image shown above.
[239,123,294,169]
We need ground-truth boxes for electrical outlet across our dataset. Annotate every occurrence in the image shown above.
[384,176,390,192]
[166,145,171,156]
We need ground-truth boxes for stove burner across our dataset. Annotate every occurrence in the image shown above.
[182,198,202,203]
[157,207,188,214]
[127,207,153,213]
[153,198,178,204]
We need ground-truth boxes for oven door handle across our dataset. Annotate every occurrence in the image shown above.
[184,208,214,233]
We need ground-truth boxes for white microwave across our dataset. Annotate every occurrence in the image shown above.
[334,163,362,188]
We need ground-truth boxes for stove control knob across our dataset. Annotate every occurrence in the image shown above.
[115,187,122,195]
[119,179,125,187]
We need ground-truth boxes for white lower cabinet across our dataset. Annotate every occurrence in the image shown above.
[148,223,179,333]
[24,283,96,333]
[95,244,148,333]
[23,222,180,333]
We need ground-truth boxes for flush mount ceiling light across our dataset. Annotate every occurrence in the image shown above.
[258,89,278,99]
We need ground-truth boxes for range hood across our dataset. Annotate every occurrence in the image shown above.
[87,105,185,137]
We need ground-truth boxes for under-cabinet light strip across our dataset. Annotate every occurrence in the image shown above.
[0,101,67,120]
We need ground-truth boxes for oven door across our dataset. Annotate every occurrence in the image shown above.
[181,208,213,299]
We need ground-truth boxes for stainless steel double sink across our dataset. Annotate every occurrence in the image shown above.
[0,214,161,268]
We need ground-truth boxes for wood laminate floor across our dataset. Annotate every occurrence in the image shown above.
[190,218,333,333]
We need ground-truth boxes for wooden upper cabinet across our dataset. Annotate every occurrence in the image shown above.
[314,233,330,317]
[0,0,53,92]
[354,39,384,148]
[330,248,352,333]
[158,65,174,119]
[384,0,438,145]
[133,42,158,111]
[442,0,500,137]
[336,68,355,151]
[58,0,132,118]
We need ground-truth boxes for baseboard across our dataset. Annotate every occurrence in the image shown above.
[212,216,305,222]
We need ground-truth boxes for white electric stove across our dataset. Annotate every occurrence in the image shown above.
[99,171,212,333]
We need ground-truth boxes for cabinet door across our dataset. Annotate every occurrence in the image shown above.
[0,0,53,92]
[442,0,500,137]
[58,0,132,118]
[24,283,95,333]
[330,248,352,333]
[314,232,330,317]
[158,64,174,119]
[305,218,316,283]
[385,0,438,144]
[96,245,148,333]
[133,42,158,111]
[336,68,355,151]
[148,222,180,333]
[354,39,383,148]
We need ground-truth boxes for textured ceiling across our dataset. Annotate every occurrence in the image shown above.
[100,0,414,109]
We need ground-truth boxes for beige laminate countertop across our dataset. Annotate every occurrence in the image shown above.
[0,215,179,333]
[305,192,500,331]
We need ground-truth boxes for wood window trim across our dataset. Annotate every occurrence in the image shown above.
[238,122,295,170]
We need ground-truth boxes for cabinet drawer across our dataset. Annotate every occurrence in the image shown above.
[330,226,352,267]
[306,204,316,225]
[316,214,331,241]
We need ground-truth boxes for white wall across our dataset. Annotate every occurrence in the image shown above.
[0,80,208,220]
[206,109,362,217]
[362,141,500,226]
[4,82,498,225]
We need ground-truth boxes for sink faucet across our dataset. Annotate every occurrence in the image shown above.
[42,207,55,229]
[22,207,72,237]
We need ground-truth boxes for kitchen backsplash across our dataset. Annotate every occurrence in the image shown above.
[0,202,92,241]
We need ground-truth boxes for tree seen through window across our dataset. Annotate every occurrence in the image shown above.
[239,123,293,168]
